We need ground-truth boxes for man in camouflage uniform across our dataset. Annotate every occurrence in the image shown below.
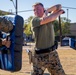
[0,17,13,47]
[31,2,66,75]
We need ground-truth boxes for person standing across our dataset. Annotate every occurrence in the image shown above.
[0,17,13,48]
[31,2,65,75]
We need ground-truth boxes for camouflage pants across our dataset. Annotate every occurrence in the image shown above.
[31,50,65,75]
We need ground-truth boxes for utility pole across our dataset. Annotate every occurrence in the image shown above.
[16,0,18,15]
[67,9,69,22]
[10,0,18,15]
[59,16,62,46]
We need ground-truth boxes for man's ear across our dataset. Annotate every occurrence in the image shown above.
[44,8,46,12]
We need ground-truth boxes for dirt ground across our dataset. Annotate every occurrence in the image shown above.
[0,43,76,75]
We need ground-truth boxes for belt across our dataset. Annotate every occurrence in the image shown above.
[35,41,58,54]
[35,46,56,54]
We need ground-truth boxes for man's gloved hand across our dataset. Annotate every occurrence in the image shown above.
[2,38,11,48]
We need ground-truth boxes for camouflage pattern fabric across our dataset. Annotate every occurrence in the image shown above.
[0,17,13,33]
[31,50,66,75]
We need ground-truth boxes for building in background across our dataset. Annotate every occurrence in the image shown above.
[70,23,76,36]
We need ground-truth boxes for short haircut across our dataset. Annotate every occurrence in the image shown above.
[32,2,44,7]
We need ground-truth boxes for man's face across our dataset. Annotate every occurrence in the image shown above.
[33,5,44,17]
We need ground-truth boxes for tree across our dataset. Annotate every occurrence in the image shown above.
[0,10,13,16]
[52,20,59,36]
[61,21,70,35]
[61,17,71,23]
[0,10,8,16]
[53,17,71,36]
[24,16,33,36]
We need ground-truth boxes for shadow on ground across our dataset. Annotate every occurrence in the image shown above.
[44,73,50,75]
[25,72,50,75]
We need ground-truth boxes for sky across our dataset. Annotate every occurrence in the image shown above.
[0,0,76,23]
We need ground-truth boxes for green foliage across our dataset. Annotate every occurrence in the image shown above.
[0,10,10,16]
[61,22,70,35]
[53,17,71,36]
[24,16,33,36]
[61,17,71,23]
[52,20,59,35]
